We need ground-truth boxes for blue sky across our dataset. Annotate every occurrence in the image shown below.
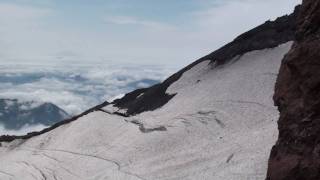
[0,0,301,67]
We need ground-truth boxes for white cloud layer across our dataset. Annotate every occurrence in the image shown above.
[0,123,47,136]
[0,62,175,115]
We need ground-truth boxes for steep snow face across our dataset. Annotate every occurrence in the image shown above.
[0,42,292,180]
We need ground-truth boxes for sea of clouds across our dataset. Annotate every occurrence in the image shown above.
[0,123,48,136]
[0,61,176,135]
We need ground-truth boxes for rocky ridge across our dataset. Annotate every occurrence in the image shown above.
[267,0,320,179]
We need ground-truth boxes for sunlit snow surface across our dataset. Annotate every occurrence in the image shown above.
[0,42,292,180]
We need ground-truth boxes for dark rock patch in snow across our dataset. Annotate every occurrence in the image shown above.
[113,85,175,116]
[226,154,234,163]
[129,120,167,133]
[139,125,167,133]
[214,118,225,128]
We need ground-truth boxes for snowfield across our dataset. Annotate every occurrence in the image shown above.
[0,42,292,180]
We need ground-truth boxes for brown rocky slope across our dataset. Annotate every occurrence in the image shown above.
[267,0,320,179]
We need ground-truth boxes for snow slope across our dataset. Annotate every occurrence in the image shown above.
[0,42,292,180]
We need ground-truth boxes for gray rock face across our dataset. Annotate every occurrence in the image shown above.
[0,99,69,130]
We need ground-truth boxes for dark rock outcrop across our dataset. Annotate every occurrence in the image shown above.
[113,9,299,116]
[267,1,320,179]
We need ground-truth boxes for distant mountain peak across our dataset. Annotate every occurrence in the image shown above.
[0,99,69,131]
